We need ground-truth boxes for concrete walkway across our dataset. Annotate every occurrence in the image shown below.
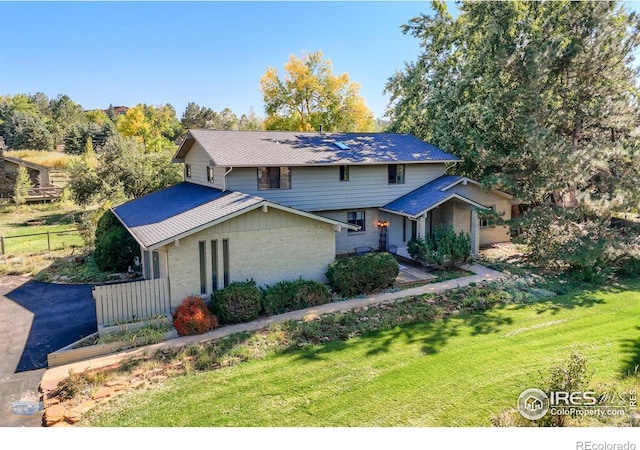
[41,263,505,384]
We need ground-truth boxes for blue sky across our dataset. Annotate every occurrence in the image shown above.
[0,1,440,120]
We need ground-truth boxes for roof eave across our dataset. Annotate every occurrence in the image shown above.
[139,199,359,251]
[442,176,514,199]
[172,130,195,163]
[207,159,462,168]
[111,207,151,251]
[380,193,489,220]
[262,201,359,231]
[3,156,51,171]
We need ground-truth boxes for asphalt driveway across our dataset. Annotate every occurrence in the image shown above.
[0,276,96,426]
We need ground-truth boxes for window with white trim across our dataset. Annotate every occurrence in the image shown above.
[347,210,365,233]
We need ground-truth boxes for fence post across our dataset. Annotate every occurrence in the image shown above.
[47,231,51,251]
[0,236,4,256]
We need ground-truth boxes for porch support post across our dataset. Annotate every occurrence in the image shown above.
[471,209,480,256]
[417,214,427,238]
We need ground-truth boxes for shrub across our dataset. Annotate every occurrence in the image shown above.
[514,206,640,284]
[262,279,331,315]
[172,295,219,336]
[408,225,471,269]
[325,252,399,297]
[538,351,593,427]
[93,210,140,272]
[615,256,640,278]
[210,280,262,323]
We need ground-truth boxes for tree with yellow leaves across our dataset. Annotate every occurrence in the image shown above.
[260,50,375,132]
[116,104,184,152]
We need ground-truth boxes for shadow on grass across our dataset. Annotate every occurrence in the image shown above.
[620,326,640,377]
[289,283,625,363]
[293,305,516,362]
[527,293,606,316]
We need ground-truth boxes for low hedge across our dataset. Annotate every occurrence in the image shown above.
[325,252,399,297]
[210,280,262,323]
[262,279,331,315]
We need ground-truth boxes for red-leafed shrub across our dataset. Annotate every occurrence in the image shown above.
[172,295,219,336]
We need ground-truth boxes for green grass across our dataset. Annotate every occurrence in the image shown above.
[0,203,113,280]
[83,281,640,427]
[3,225,83,254]
[0,204,84,254]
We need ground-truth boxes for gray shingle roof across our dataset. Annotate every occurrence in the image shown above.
[113,182,357,249]
[381,175,487,218]
[174,130,461,167]
[113,182,263,249]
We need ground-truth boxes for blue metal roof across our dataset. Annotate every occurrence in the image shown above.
[113,182,263,249]
[380,175,466,218]
[113,182,358,249]
[114,182,227,228]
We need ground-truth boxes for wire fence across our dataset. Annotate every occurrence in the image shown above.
[0,228,83,255]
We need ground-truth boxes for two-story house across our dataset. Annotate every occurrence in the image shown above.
[113,130,512,307]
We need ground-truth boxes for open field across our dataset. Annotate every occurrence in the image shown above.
[83,281,640,427]
[5,150,78,170]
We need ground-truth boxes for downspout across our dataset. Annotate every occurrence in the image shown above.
[223,167,233,192]
[445,161,458,174]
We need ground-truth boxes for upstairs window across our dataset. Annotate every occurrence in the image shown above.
[339,165,349,182]
[185,163,192,178]
[388,164,405,184]
[207,165,214,183]
[258,167,291,190]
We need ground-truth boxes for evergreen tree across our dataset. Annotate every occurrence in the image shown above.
[385,1,640,274]
[107,104,117,122]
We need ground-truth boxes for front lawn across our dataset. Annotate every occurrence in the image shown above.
[83,280,640,427]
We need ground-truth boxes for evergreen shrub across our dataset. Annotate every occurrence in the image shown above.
[326,252,399,297]
[210,280,262,323]
[262,278,331,315]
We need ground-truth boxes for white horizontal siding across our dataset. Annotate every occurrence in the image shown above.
[184,142,226,190]
[225,164,447,211]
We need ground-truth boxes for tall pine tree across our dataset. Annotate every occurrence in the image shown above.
[385,1,640,276]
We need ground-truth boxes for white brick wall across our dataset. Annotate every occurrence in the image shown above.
[161,207,336,307]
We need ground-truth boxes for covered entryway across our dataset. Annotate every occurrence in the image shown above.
[381,175,487,260]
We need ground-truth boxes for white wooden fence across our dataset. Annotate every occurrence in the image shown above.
[93,278,171,326]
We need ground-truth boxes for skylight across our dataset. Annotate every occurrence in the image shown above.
[334,141,350,150]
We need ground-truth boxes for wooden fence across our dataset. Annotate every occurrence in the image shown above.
[92,278,171,327]
[0,228,80,255]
